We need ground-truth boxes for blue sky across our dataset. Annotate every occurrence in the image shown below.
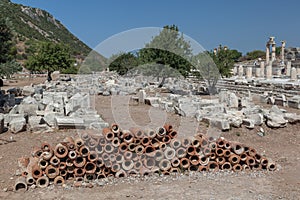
[11,0,300,55]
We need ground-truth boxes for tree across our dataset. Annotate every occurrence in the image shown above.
[138,25,193,78]
[0,18,14,63]
[108,52,139,75]
[25,42,74,81]
[243,50,265,60]
[210,46,242,77]
[0,60,22,78]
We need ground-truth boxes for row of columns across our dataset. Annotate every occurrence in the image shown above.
[235,61,298,80]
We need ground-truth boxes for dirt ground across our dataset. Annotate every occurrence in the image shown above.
[0,79,300,199]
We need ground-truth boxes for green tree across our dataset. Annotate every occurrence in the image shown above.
[0,18,14,63]
[108,52,139,75]
[210,46,242,77]
[25,42,74,81]
[138,25,193,78]
[244,50,265,60]
[0,60,22,78]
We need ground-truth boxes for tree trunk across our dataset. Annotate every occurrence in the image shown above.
[47,71,52,82]
[158,77,166,88]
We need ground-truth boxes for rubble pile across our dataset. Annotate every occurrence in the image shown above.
[14,124,276,191]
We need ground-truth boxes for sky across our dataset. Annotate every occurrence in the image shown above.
[10,0,300,55]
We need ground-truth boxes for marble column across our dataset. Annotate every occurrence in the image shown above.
[286,61,291,76]
[281,41,286,62]
[246,67,252,79]
[271,43,276,61]
[238,65,243,77]
[291,67,297,80]
[266,44,270,64]
[232,66,238,76]
[266,64,272,79]
[256,68,261,77]
[260,61,265,77]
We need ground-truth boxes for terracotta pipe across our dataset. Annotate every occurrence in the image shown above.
[154,150,165,161]
[240,153,248,161]
[85,162,97,174]
[209,142,217,151]
[68,150,77,160]
[31,164,43,179]
[111,123,120,134]
[223,141,231,150]
[103,167,111,175]
[253,163,262,170]
[232,164,242,172]
[98,137,107,146]
[74,138,84,149]
[63,136,74,144]
[130,127,144,138]
[102,127,114,141]
[150,166,160,174]
[79,145,90,157]
[135,145,144,155]
[216,148,224,157]
[124,151,133,160]
[111,163,121,173]
[216,157,225,166]
[199,156,210,166]
[115,154,124,164]
[246,156,256,166]
[45,165,59,179]
[203,147,212,156]
[170,167,180,173]
[260,157,268,167]
[221,162,232,170]
[170,139,181,149]
[14,177,28,191]
[229,154,241,165]
[190,155,200,165]
[187,146,196,156]
[74,156,86,168]
[162,135,171,144]
[53,176,65,186]
[95,144,104,154]
[216,138,225,148]
[189,165,199,171]
[41,142,52,152]
[87,138,97,150]
[25,175,35,186]
[103,143,114,154]
[38,159,48,170]
[159,142,167,150]
[156,127,166,138]
[201,137,209,148]
[111,137,120,148]
[119,142,128,153]
[54,143,68,159]
[267,159,276,171]
[140,166,151,176]
[163,123,173,133]
[141,136,151,146]
[122,160,135,171]
[84,173,96,182]
[179,158,190,169]
[171,157,180,168]
[104,160,113,168]
[210,152,216,160]
[163,147,175,160]
[176,147,187,158]
[159,159,171,171]
[142,145,154,157]
[133,138,141,145]
[81,132,91,142]
[232,143,245,155]
[223,149,232,158]
[59,162,66,170]
[145,128,157,139]
[101,152,109,161]
[150,138,159,149]
[254,153,262,163]
[88,151,98,162]
[198,165,208,172]
[32,146,43,158]
[67,166,75,174]
[242,164,251,171]
[134,160,143,170]
[96,157,104,168]
[132,152,139,162]
[192,138,201,148]
[208,136,216,142]
[128,143,136,152]
[36,176,49,188]
[169,130,178,139]
[97,173,106,179]
[66,158,73,167]
[115,169,127,178]
[41,150,53,161]
[123,131,134,144]
[50,156,60,167]
[247,147,256,157]
[181,138,191,148]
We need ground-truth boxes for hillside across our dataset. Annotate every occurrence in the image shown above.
[0,0,91,57]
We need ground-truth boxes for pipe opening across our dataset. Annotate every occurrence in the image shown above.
[106,132,114,140]
[48,168,56,174]
[38,179,46,186]
[158,127,166,135]
[33,170,41,176]
[142,137,149,144]
[223,163,231,169]
[189,165,198,171]
[120,144,127,151]
[202,139,208,146]
[209,162,217,169]
[135,161,142,169]
[217,149,223,155]
[60,170,67,176]
[81,147,89,155]
[40,160,47,167]
[86,174,94,180]
[27,177,34,184]
[15,183,26,191]
[85,163,95,171]
[170,131,177,138]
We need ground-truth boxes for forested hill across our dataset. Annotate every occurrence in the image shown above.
[0,0,91,56]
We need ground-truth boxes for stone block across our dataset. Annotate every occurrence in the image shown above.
[9,117,26,133]
[22,86,35,96]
